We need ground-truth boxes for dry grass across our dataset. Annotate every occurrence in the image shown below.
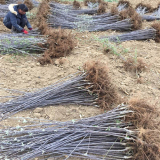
[110,5,119,15]
[131,12,142,30]
[119,6,135,20]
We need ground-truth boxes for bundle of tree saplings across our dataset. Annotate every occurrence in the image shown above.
[48,1,108,26]
[139,3,160,21]
[48,2,136,31]
[50,1,98,15]
[33,0,76,62]
[0,100,159,160]
[0,61,118,120]
[0,4,9,18]
[0,4,8,11]
[89,11,142,32]
[152,3,160,16]
[38,28,76,64]
[89,6,137,27]
[135,3,153,15]
[0,33,46,54]
[91,0,131,19]
[87,6,139,30]
[48,1,132,30]
[101,22,160,43]
[117,0,131,11]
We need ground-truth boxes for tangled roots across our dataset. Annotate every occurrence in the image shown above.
[84,61,119,110]
[123,57,148,73]
[152,3,160,13]
[34,0,50,33]
[38,53,52,65]
[84,0,97,6]
[119,6,135,20]
[117,0,131,8]
[126,99,160,160]
[152,23,160,43]
[115,6,141,28]
[24,0,34,10]
[135,3,153,12]
[130,12,142,30]
[0,0,5,4]
[127,99,157,128]
[98,0,108,6]
[36,0,76,65]
[110,5,119,15]
[73,0,81,9]
[97,3,106,14]
[38,29,76,65]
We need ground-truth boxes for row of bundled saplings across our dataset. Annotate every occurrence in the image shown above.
[0,60,160,160]
[1,0,160,63]
[32,0,160,65]
[34,0,160,63]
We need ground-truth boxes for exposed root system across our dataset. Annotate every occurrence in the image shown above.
[84,61,119,109]
[0,0,5,4]
[24,0,34,10]
[152,23,160,42]
[135,3,153,13]
[38,29,75,65]
[127,99,160,160]
[119,6,135,19]
[117,0,131,8]
[110,5,119,15]
[97,3,106,14]
[123,57,147,73]
[130,12,142,30]
[35,0,76,64]
[73,0,81,9]
[84,0,97,6]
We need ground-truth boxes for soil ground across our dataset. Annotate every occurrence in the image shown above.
[0,0,160,159]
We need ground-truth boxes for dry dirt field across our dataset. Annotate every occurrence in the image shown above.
[0,0,160,159]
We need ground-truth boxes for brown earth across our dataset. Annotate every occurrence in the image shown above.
[0,0,160,159]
